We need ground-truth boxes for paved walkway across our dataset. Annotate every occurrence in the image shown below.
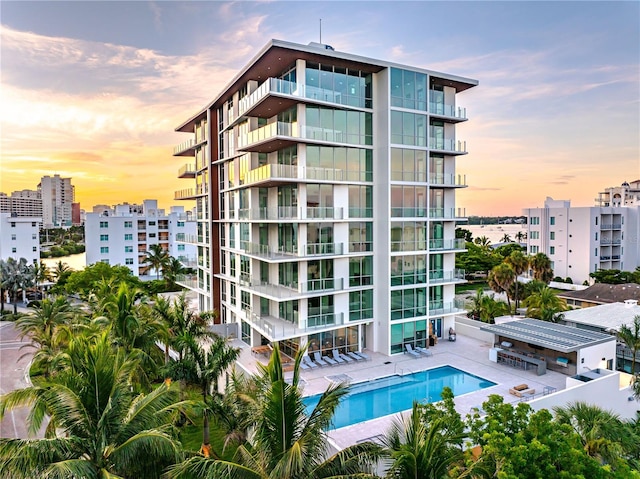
[0,321,40,439]
[231,333,569,450]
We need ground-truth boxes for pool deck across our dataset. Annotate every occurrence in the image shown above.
[231,333,569,450]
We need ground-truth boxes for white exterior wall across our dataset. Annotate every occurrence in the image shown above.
[529,371,638,420]
[576,341,617,371]
[85,202,196,278]
[0,214,41,264]
[525,198,640,284]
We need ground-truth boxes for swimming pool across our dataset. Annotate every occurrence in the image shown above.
[303,365,495,429]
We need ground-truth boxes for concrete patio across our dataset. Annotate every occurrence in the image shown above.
[230,331,569,450]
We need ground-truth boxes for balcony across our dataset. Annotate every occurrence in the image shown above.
[174,186,207,200]
[245,277,344,300]
[600,255,621,261]
[601,224,622,230]
[237,206,344,221]
[245,310,350,342]
[429,299,467,316]
[176,274,200,291]
[429,207,466,220]
[430,173,467,188]
[600,239,622,245]
[174,138,196,156]
[428,138,467,155]
[178,163,196,178]
[241,163,298,187]
[178,256,198,268]
[429,238,466,251]
[175,233,198,243]
[237,77,371,120]
[429,102,467,122]
[429,269,466,284]
[238,241,345,260]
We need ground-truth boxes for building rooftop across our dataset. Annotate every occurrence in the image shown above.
[561,301,640,332]
[480,318,615,353]
[558,283,640,305]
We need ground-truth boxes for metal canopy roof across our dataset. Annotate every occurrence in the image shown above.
[480,318,614,353]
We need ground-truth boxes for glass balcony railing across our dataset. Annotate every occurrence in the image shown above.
[240,163,371,187]
[428,269,465,283]
[242,163,298,185]
[429,173,467,187]
[303,312,345,330]
[599,239,622,245]
[306,243,344,256]
[429,102,467,120]
[238,122,297,149]
[429,238,466,250]
[176,274,199,291]
[177,163,196,178]
[428,138,467,153]
[174,138,196,156]
[237,77,371,118]
[237,206,343,221]
[601,224,622,230]
[429,207,466,219]
[175,233,198,243]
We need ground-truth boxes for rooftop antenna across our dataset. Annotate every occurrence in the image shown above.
[319,18,322,44]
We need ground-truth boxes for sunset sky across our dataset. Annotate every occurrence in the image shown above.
[1,1,638,216]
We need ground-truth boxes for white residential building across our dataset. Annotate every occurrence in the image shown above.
[597,179,640,207]
[85,200,196,278]
[172,39,476,357]
[524,197,640,284]
[0,190,43,218]
[38,175,74,228]
[0,213,41,264]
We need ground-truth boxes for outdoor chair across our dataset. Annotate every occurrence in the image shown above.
[322,354,338,366]
[348,351,364,361]
[303,355,318,369]
[405,344,421,358]
[313,352,328,367]
[416,346,432,357]
[332,349,346,364]
[354,351,370,361]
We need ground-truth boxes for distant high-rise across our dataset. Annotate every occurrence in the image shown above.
[0,189,43,218]
[38,175,74,228]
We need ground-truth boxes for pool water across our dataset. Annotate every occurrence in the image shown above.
[303,365,495,429]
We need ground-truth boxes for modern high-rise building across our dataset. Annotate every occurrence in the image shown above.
[173,40,476,357]
[38,174,74,228]
[85,200,197,278]
[0,190,43,218]
[524,196,640,284]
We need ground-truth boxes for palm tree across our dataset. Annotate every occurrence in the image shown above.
[382,402,464,479]
[553,402,629,466]
[51,261,71,282]
[515,230,527,243]
[144,244,170,280]
[529,252,553,284]
[488,263,515,313]
[166,344,383,479]
[505,250,529,311]
[15,297,76,350]
[164,256,187,288]
[0,259,7,313]
[480,294,510,323]
[474,235,491,251]
[522,286,567,322]
[31,261,51,297]
[0,334,184,479]
[1,257,35,314]
[500,233,512,243]
[618,315,640,375]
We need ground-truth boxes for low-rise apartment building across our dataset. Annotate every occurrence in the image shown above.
[0,213,41,264]
[85,200,196,278]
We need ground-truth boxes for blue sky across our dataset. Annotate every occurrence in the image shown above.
[1,1,638,215]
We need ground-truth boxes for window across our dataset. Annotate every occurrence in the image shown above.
[100,234,109,241]
[100,247,109,254]
[349,256,373,287]
[241,291,251,312]
[32,246,36,252]
[595,217,598,226]
[32,234,37,240]
[100,221,108,228]
[149,233,156,238]
[595,248,598,257]
[530,217,539,225]
[101,259,110,264]
[10,222,15,227]
[177,221,185,227]
[349,289,373,321]
[124,221,132,228]
[178,244,185,251]
[550,231,555,240]
[124,234,133,241]
[595,232,598,241]
[125,246,133,253]
[530,231,539,239]
[148,221,156,226]
[550,246,555,255]
[530,245,539,254]
[125,258,134,265]
[31,222,36,227]
[11,247,16,253]
[550,217,555,225]
[11,234,16,241]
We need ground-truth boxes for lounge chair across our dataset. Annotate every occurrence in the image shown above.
[405,344,420,358]
[323,354,338,366]
[354,351,370,361]
[347,351,364,361]
[340,351,354,363]
[303,355,318,369]
[416,346,432,357]
[300,361,309,370]
[313,352,328,367]
[332,349,346,364]
[509,384,535,397]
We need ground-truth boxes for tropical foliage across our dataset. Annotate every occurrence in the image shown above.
[522,285,568,322]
